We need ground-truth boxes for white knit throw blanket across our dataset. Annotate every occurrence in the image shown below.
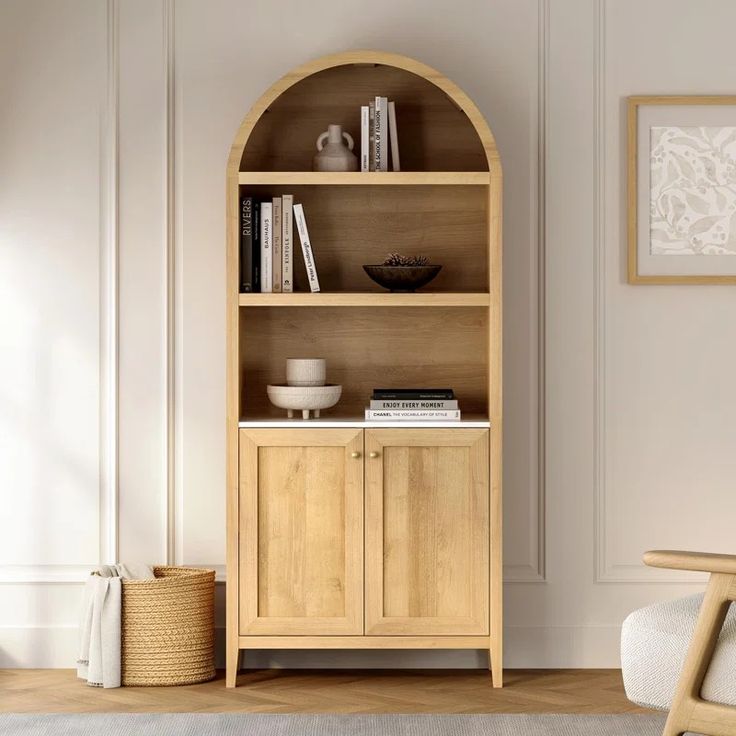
[77,564,154,688]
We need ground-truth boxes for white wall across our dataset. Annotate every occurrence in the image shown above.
[2,0,735,668]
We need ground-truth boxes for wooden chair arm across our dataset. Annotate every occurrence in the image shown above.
[644,549,736,575]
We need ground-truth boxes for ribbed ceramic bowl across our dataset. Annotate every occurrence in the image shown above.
[362,264,442,292]
[286,358,326,387]
[267,383,342,411]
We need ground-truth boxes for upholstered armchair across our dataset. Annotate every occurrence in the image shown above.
[622,550,736,736]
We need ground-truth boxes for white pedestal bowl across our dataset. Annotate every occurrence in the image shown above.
[267,384,342,419]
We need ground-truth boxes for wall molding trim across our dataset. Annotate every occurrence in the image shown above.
[591,0,701,585]
[99,0,120,568]
[592,0,609,584]
[163,0,177,567]
[170,0,186,571]
[534,0,549,583]
[506,0,549,584]
[0,0,121,586]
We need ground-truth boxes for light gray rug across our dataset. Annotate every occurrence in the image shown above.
[0,713,667,735]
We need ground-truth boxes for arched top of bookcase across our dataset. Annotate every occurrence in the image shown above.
[227,50,501,175]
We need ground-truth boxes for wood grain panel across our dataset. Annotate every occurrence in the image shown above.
[240,307,488,420]
[365,429,489,635]
[240,185,488,293]
[257,445,346,619]
[239,429,363,635]
[382,446,472,618]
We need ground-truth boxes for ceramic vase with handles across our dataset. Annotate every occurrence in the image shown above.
[313,124,358,172]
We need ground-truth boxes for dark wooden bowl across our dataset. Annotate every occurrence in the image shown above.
[362,264,442,292]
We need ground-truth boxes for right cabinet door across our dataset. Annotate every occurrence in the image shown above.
[365,428,490,636]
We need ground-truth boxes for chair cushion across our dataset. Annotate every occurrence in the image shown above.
[621,593,736,710]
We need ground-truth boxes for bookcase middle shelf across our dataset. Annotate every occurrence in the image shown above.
[238,172,491,186]
[238,292,490,307]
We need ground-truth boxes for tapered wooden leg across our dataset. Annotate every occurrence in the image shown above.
[660,572,734,736]
[490,637,503,687]
[226,644,240,688]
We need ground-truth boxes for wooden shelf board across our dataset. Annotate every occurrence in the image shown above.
[238,171,491,186]
[238,635,491,649]
[238,292,490,307]
[238,416,491,429]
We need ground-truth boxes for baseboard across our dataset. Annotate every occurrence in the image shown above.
[0,625,624,669]
[0,626,79,668]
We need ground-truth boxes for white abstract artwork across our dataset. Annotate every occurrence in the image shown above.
[650,126,736,255]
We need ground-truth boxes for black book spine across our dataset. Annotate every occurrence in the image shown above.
[240,196,254,292]
[372,389,455,400]
[252,200,261,292]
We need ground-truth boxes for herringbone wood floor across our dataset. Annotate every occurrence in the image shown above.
[0,669,648,714]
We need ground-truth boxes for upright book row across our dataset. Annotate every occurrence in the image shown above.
[239,196,320,293]
[360,97,400,172]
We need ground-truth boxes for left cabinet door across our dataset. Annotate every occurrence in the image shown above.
[239,428,364,635]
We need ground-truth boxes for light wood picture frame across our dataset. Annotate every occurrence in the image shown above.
[628,95,736,284]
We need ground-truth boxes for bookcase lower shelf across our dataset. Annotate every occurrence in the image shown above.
[238,636,491,649]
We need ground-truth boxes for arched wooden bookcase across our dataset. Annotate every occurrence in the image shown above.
[226,50,502,687]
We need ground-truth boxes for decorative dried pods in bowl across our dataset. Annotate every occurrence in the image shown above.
[363,253,442,292]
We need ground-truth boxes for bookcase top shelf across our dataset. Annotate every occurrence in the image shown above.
[238,172,491,186]
[238,292,491,307]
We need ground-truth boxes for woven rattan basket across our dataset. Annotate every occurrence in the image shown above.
[121,566,215,686]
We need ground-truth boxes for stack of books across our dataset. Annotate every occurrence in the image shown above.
[365,388,460,421]
[360,97,400,172]
[239,195,319,293]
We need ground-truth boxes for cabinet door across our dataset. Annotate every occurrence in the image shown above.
[365,428,489,635]
[239,428,363,635]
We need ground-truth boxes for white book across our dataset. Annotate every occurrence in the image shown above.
[365,409,461,421]
[388,100,400,172]
[374,96,387,172]
[368,101,375,171]
[281,194,293,293]
[259,201,272,293]
[360,105,370,172]
[272,197,282,292]
[293,203,320,292]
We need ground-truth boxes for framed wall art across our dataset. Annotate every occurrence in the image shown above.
[628,95,736,284]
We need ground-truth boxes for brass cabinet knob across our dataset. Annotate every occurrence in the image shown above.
[351,451,361,458]
[369,451,379,458]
